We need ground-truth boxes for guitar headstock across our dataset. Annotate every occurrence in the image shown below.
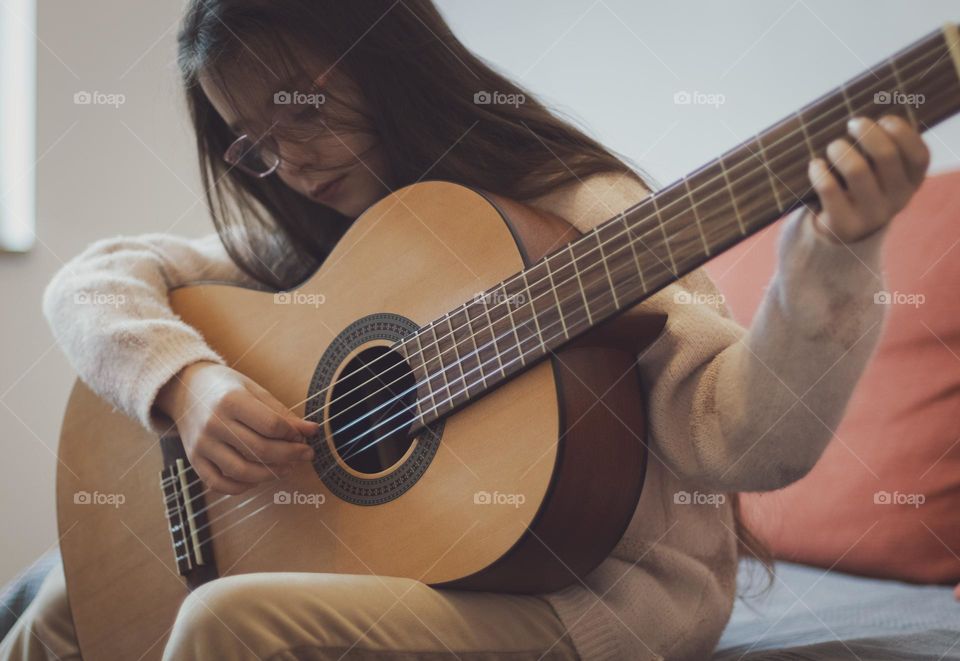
[945,22,960,80]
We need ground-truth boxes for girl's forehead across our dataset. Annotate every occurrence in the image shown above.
[199,59,329,134]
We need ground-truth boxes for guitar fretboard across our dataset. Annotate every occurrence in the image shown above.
[399,25,960,432]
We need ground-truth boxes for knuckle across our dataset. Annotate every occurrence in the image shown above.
[200,417,221,438]
[217,389,242,413]
[245,438,267,460]
[268,418,289,437]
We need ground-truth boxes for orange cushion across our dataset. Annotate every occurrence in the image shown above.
[703,170,960,584]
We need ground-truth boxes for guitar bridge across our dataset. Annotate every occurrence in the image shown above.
[159,458,214,576]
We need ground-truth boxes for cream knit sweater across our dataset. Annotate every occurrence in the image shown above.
[42,173,889,660]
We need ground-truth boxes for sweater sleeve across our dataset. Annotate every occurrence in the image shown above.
[42,232,267,436]
[530,172,889,493]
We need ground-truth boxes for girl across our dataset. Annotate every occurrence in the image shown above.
[1,1,930,659]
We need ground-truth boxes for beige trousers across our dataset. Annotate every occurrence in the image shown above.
[0,563,578,660]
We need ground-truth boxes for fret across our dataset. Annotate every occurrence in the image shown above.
[620,210,651,287]
[595,217,645,304]
[681,177,711,256]
[441,313,468,405]
[449,305,485,394]
[548,246,585,335]
[566,243,593,326]
[404,332,431,423]
[649,182,710,274]
[651,196,678,274]
[502,274,538,359]
[465,297,502,382]
[542,255,570,339]
[684,165,742,251]
[892,36,958,127]
[756,116,810,211]
[416,323,449,413]
[754,133,784,211]
[846,63,910,128]
[723,138,785,228]
[475,294,506,378]
[839,81,856,117]
[594,230,620,308]
[717,156,747,235]
[486,283,524,371]
[794,110,817,161]
[888,56,919,127]
[525,261,564,352]
[519,272,546,352]
[798,93,848,160]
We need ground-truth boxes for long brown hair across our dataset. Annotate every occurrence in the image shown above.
[176,0,772,580]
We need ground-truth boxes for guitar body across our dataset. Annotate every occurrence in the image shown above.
[56,181,666,661]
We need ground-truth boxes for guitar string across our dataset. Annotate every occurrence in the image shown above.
[161,42,951,505]
[170,61,950,539]
[161,41,948,520]
[160,38,947,501]
[277,39,948,433]
[299,43,954,458]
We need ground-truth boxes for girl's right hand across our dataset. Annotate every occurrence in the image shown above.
[155,360,319,494]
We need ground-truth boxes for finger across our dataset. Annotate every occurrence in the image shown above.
[204,440,289,483]
[219,419,315,465]
[244,381,321,440]
[233,390,306,442]
[847,117,909,199]
[191,453,249,495]
[808,158,857,241]
[878,115,931,185]
[825,138,886,225]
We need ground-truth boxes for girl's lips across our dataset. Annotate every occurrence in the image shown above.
[311,174,347,204]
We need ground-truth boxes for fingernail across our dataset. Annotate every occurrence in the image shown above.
[879,115,899,130]
[847,117,865,134]
[302,447,315,460]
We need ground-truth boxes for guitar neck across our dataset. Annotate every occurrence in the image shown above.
[406,24,960,430]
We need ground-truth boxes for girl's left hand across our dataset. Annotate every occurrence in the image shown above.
[806,114,930,243]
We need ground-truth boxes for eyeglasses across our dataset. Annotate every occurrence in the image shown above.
[224,132,282,178]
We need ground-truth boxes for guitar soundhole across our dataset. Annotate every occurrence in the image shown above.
[306,312,444,506]
[329,346,416,474]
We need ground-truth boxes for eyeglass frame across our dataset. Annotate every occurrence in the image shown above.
[223,130,282,179]
[221,73,330,178]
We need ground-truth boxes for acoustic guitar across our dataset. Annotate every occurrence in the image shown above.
[56,24,960,660]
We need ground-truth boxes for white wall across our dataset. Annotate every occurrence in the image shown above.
[437,0,960,182]
[0,0,211,583]
[1,0,958,584]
